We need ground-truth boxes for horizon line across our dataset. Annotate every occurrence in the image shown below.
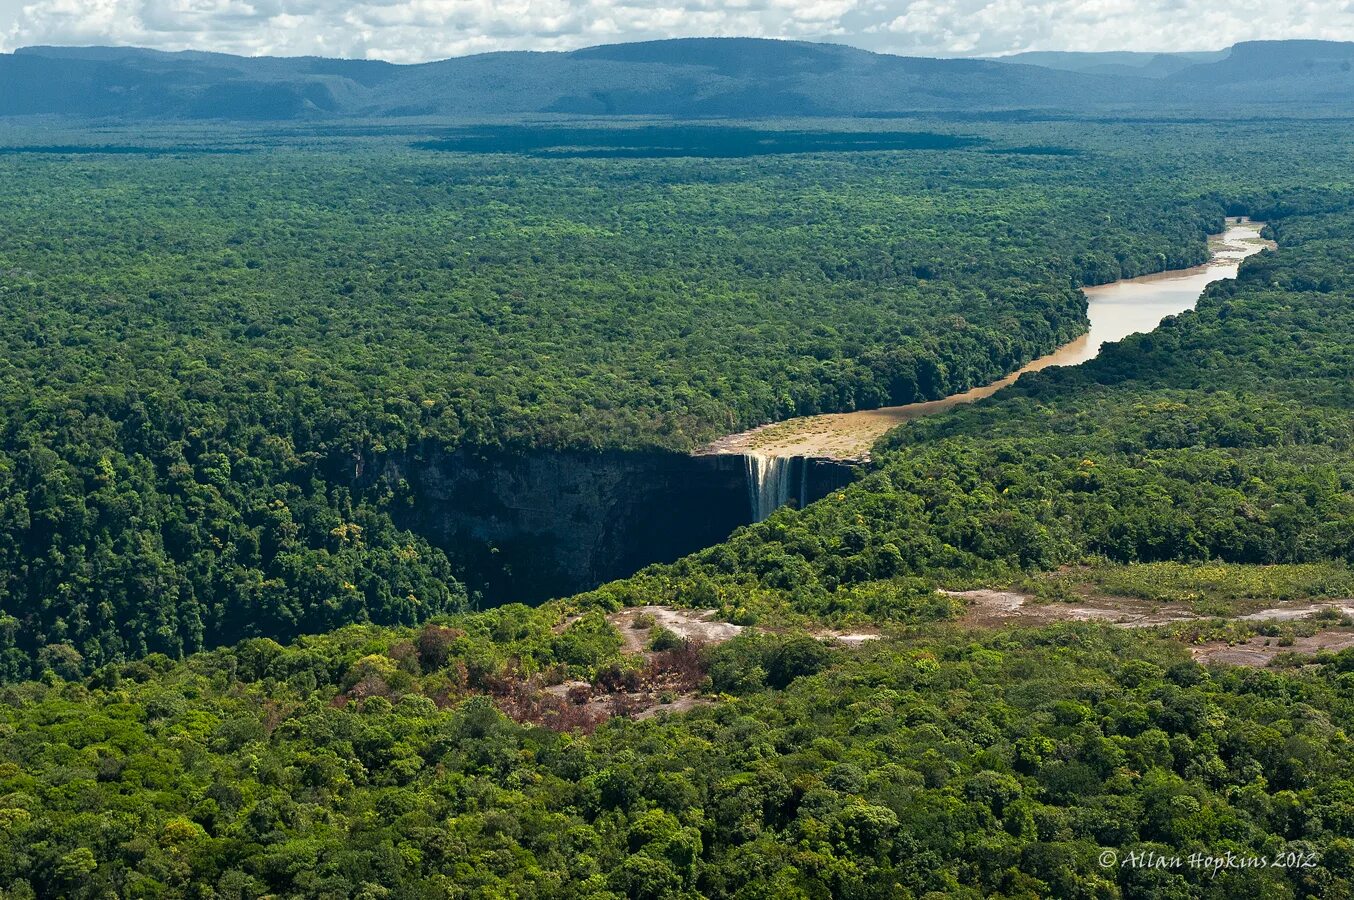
[0,34,1270,67]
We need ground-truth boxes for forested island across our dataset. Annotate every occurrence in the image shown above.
[0,36,1353,899]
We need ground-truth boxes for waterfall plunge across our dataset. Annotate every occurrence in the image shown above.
[744,453,808,522]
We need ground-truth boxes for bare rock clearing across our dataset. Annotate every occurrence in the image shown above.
[608,605,747,653]
[1190,631,1354,667]
[947,588,1354,666]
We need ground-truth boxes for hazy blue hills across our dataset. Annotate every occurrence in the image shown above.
[6,38,1133,119]
[3,37,1353,121]
[990,49,1228,79]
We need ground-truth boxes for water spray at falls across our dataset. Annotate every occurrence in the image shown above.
[744,453,809,522]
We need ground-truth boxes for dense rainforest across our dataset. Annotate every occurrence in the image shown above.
[0,107,1353,899]
[0,121,1235,677]
[8,613,1354,899]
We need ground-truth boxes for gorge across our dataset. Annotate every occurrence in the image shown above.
[361,446,854,604]
[367,219,1271,603]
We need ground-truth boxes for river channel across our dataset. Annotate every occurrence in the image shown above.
[703,217,1273,464]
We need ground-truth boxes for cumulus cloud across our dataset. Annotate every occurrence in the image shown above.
[1,0,1352,61]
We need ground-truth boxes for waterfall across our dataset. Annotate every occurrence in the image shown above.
[745,453,798,522]
[740,453,856,523]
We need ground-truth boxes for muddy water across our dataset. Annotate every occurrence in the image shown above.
[703,218,1273,461]
[1071,217,1271,364]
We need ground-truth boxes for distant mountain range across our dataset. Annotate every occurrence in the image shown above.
[3,37,1354,120]
[987,50,1230,79]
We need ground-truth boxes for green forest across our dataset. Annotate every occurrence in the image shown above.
[0,122,1238,678]
[0,114,1353,897]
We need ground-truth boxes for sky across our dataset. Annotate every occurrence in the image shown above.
[0,0,1352,63]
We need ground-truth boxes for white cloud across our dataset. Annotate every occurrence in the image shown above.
[2,0,1353,61]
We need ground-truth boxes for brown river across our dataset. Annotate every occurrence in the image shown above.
[702,217,1274,462]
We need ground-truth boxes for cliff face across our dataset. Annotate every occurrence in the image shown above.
[365,447,854,604]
